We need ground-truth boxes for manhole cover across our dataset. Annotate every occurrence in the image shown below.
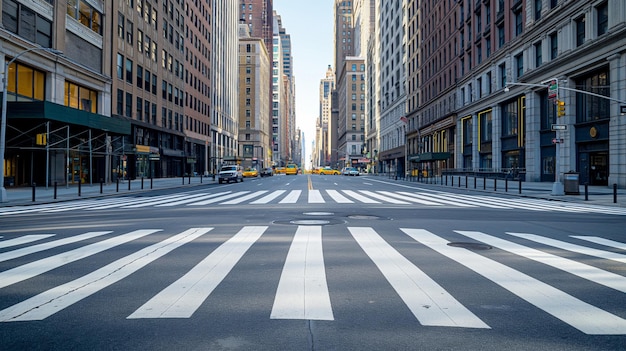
[272,218,345,226]
[447,242,493,250]
[347,215,381,220]
[303,212,334,216]
[290,219,330,225]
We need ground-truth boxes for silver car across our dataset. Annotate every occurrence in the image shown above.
[218,165,243,184]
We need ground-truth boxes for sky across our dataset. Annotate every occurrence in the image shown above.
[273,0,334,167]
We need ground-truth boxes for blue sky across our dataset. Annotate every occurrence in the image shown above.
[273,0,334,166]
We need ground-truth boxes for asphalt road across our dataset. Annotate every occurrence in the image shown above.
[1,174,625,350]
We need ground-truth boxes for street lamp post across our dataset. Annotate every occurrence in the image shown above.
[1,47,62,202]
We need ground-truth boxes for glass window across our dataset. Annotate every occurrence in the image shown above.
[6,62,45,102]
[65,81,97,113]
[502,101,519,136]
[597,2,608,36]
[576,16,585,47]
[479,110,492,142]
[576,69,610,123]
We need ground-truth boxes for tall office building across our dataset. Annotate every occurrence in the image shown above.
[316,65,335,167]
[336,57,366,169]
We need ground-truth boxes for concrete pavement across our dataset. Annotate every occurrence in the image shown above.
[1,174,624,207]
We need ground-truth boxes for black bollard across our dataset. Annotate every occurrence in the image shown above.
[483,176,486,190]
[505,178,508,192]
[584,183,589,201]
[494,178,497,191]
[78,179,81,197]
[188,174,191,184]
[31,182,36,202]
[458,176,461,188]
[465,175,468,188]
[128,178,131,191]
[182,175,185,185]
[451,176,454,187]
[116,178,119,192]
[200,175,203,184]
[614,184,617,203]
[100,178,103,194]
[519,179,522,194]
[150,176,153,189]
[141,176,144,189]
[54,181,58,199]
[474,177,477,189]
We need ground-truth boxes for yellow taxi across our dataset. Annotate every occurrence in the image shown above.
[242,167,259,177]
[274,167,286,175]
[318,166,340,175]
[285,164,298,175]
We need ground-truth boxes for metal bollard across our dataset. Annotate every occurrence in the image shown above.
[465,175,468,188]
[483,177,486,190]
[116,178,119,192]
[32,182,36,202]
[494,178,497,191]
[188,174,191,184]
[200,175,203,184]
[505,178,508,192]
[128,178,131,191]
[458,176,461,188]
[584,183,589,201]
[474,177,477,189]
[451,176,454,187]
[182,176,185,185]
[78,179,81,197]
[54,181,58,199]
[150,176,153,189]
[614,184,617,204]
[519,179,522,194]
[141,177,144,190]
[100,179,103,194]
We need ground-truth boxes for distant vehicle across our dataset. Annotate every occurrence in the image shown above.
[260,167,273,177]
[311,168,321,175]
[285,164,298,175]
[242,167,259,178]
[218,165,243,184]
[274,167,286,175]
[319,166,340,175]
[342,167,359,176]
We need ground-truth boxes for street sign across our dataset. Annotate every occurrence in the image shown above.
[551,124,567,131]
[548,79,558,99]
[551,138,564,144]
[621,105,626,114]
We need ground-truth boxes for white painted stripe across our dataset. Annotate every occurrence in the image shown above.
[403,228,626,335]
[308,189,325,203]
[0,228,212,322]
[156,192,232,207]
[341,190,380,204]
[279,190,301,204]
[0,230,158,289]
[0,231,111,263]
[571,236,626,250]
[398,192,475,207]
[424,193,502,208]
[271,226,333,321]
[189,191,249,205]
[123,193,212,208]
[221,191,268,204]
[128,226,265,319]
[456,231,626,293]
[377,191,442,206]
[325,190,353,203]
[250,190,286,204]
[358,191,410,204]
[0,235,55,249]
[60,197,176,211]
[37,199,123,212]
[349,227,489,329]
[507,233,626,264]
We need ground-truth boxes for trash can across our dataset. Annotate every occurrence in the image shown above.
[563,172,580,195]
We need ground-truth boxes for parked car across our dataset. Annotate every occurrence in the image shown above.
[274,167,286,175]
[285,164,298,175]
[218,165,243,184]
[260,167,273,177]
[319,166,340,175]
[342,167,359,176]
[242,167,259,178]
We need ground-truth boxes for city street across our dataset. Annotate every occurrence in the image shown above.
[1,175,625,350]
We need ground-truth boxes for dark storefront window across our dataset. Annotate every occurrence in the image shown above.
[576,68,610,123]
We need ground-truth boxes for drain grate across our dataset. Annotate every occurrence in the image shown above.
[447,242,493,250]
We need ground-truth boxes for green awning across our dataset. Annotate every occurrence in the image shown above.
[409,152,451,163]
[8,101,130,135]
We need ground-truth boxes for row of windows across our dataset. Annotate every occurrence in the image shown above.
[67,0,102,34]
[2,0,52,48]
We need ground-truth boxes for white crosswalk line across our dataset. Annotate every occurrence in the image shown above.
[377,191,443,205]
[455,231,626,293]
[123,193,213,208]
[423,192,503,208]
[188,191,249,205]
[571,236,626,250]
[84,196,184,211]
[0,230,158,289]
[358,190,410,204]
[507,233,626,264]
[349,227,489,329]
[156,192,232,207]
[308,189,325,203]
[325,189,353,203]
[0,228,212,322]
[398,192,476,207]
[0,235,55,249]
[128,226,265,319]
[0,231,111,263]
[279,190,301,203]
[341,190,380,203]
[251,190,286,204]
[221,191,268,204]
[403,228,626,335]
[271,226,333,320]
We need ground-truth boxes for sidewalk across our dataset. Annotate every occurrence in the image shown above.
[1,176,217,207]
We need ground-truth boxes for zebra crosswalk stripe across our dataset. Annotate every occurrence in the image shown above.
[279,190,301,203]
[128,226,264,319]
[570,236,626,250]
[0,234,55,249]
[402,228,626,335]
[0,231,111,263]
[156,192,232,207]
[0,228,212,322]
[189,191,247,205]
[271,226,333,320]
[325,189,353,203]
[250,190,286,204]
[358,190,411,204]
[341,190,380,203]
[349,227,490,329]
[308,189,325,203]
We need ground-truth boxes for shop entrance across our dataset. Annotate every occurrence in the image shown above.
[68,152,89,184]
[579,151,608,186]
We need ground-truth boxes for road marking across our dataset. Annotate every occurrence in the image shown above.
[0,228,211,322]
[325,189,354,203]
[0,235,55,249]
[456,231,626,293]
[397,192,476,207]
[250,190,286,204]
[341,190,380,203]
[358,190,410,204]
[308,189,325,203]
[271,226,333,320]
[128,226,265,319]
[83,195,189,210]
[377,191,442,206]
[404,228,626,335]
[507,233,626,264]
[189,191,249,205]
[156,192,231,207]
[349,227,489,329]
[123,193,215,208]
[571,236,626,250]
[0,230,158,289]
[221,191,268,204]
[279,190,301,203]
[0,231,111,263]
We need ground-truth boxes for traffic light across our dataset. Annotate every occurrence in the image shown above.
[556,100,566,117]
